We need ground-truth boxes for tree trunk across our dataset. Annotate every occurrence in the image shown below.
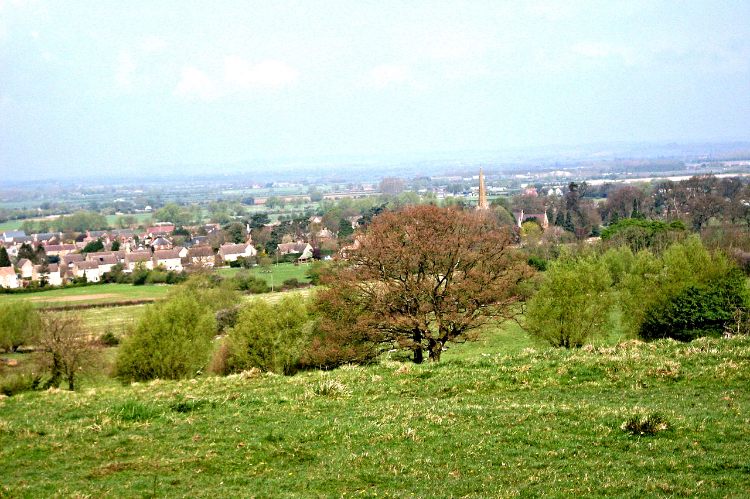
[412,329,424,364]
[44,354,63,389]
[428,339,442,362]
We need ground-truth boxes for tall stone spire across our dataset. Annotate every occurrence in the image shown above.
[477,168,489,210]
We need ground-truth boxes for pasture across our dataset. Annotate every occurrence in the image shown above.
[0,284,170,308]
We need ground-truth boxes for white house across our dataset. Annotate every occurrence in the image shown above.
[15,258,34,279]
[153,249,183,272]
[0,266,19,289]
[71,261,102,282]
[218,243,256,263]
[124,251,154,272]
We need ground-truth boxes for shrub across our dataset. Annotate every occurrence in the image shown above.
[622,411,671,436]
[99,330,120,346]
[224,295,315,375]
[0,302,41,352]
[114,290,218,382]
[527,255,548,272]
[0,372,42,397]
[231,273,270,294]
[215,306,240,334]
[524,254,614,348]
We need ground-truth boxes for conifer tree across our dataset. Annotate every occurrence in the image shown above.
[0,247,11,267]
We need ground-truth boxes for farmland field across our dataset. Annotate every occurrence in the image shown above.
[216,262,312,288]
[0,283,170,308]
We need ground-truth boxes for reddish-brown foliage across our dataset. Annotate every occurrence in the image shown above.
[313,205,531,364]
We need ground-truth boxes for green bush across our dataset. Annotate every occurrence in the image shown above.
[224,295,315,375]
[524,254,614,348]
[114,289,219,382]
[0,372,42,396]
[639,268,749,341]
[231,272,270,294]
[0,302,41,352]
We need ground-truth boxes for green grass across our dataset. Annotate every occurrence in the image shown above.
[0,219,24,231]
[216,262,312,288]
[0,284,171,308]
[1,329,749,498]
[105,213,153,228]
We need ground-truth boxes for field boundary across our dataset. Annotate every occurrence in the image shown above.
[40,298,160,312]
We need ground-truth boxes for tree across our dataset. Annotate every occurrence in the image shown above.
[35,312,102,391]
[0,303,41,352]
[223,222,246,244]
[524,254,615,348]
[317,205,530,363]
[111,240,121,251]
[81,239,104,254]
[0,247,11,267]
[224,296,314,374]
[17,243,36,263]
[378,177,405,195]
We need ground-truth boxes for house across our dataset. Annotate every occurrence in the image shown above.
[147,225,175,237]
[71,261,102,282]
[0,267,19,288]
[340,238,361,259]
[35,232,62,244]
[34,263,63,286]
[86,253,119,273]
[150,237,173,251]
[153,249,183,272]
[1,231,26,243]
[218,243,256,263]
[124,251,154,271]
[44,244,77,257]
[277,242,313,259]
[512,210,549,230]
[15,258,34,279]
[185,236,209,248]
[187,246,216,267]
[84,230,110,244]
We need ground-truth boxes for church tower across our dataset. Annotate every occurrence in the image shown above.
[476,168,489,210]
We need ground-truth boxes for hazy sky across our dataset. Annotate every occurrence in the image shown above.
[1,0,749,179]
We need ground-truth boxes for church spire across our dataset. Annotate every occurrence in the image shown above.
[476,168,489,210]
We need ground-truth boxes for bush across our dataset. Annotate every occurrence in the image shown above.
[114,289,219,382]
[215,306,240,334]
[0,372,42,397]
[99,330,120,346]
[622,411,671,436]
[524,254,614,348]
[0,302,41,352]
[224,295,315,375]
[231,272,270,294]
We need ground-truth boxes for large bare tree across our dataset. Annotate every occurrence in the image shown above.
[317,205,530,363]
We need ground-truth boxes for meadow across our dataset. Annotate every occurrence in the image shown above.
[216,262,312,288]
[0,284,170,308]
[0,314,748,498]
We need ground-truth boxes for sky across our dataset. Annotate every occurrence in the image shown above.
[1,0,749,180]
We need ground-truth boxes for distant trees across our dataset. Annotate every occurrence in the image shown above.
[81,239,105,254]
[378,177,405,195]
[52,211,108,233]
[315,205,530,364]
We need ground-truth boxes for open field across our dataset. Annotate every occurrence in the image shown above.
[216,262,312,288]
[0,284,171,308]
[105,213,153,228]
[0,332,748,498]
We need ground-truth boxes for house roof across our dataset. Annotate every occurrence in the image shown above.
[86,253,118,265]
[76,261,100,270]
[147,225,175,234]
[45,244,77,252]
[60,254,85,265]
[219,243,250,255]
[16,258,32,268]
[188,246,215,257]
[278,242,311,254]
[125,251,152,263]
[110,229,134,236]
[2,231,26,238]
[150,237,173,247]
[154,249,181,260]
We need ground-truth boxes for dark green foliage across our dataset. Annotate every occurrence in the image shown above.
[81,239,105,254]
[0,247,11,267]
[338,217,354,238]
[16,243,36,263]
[554,210,565,227]
[623,412,671,436]
[231,272,270,293]
[111,240,121,251]
[214,306,240,333]
[99,331,120,346]
[601,218,687,251]
[563,212,575,232]
[527,255,548,271]
[639,268,749,341]
[306,261,324,285]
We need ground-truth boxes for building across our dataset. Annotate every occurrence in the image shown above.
[0,266,19,288]
[124,251,154,271]
[512,210,550,230]
[218,243,256,263]
[15,258,34,279]
[153,249,183,272]
[476,168,489,210]
[71,261,102,282]
[187,246,216,268]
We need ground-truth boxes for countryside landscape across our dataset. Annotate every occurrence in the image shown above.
[2,1,750,498]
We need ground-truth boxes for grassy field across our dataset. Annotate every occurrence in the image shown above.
[105,213,153,228]
[0,284,171,308]
[217,262,312,288]
[1,320,749,497]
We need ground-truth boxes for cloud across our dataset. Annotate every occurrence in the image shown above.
[224,56,299,86]
[174,67,215,99]
[368,65,406,86]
